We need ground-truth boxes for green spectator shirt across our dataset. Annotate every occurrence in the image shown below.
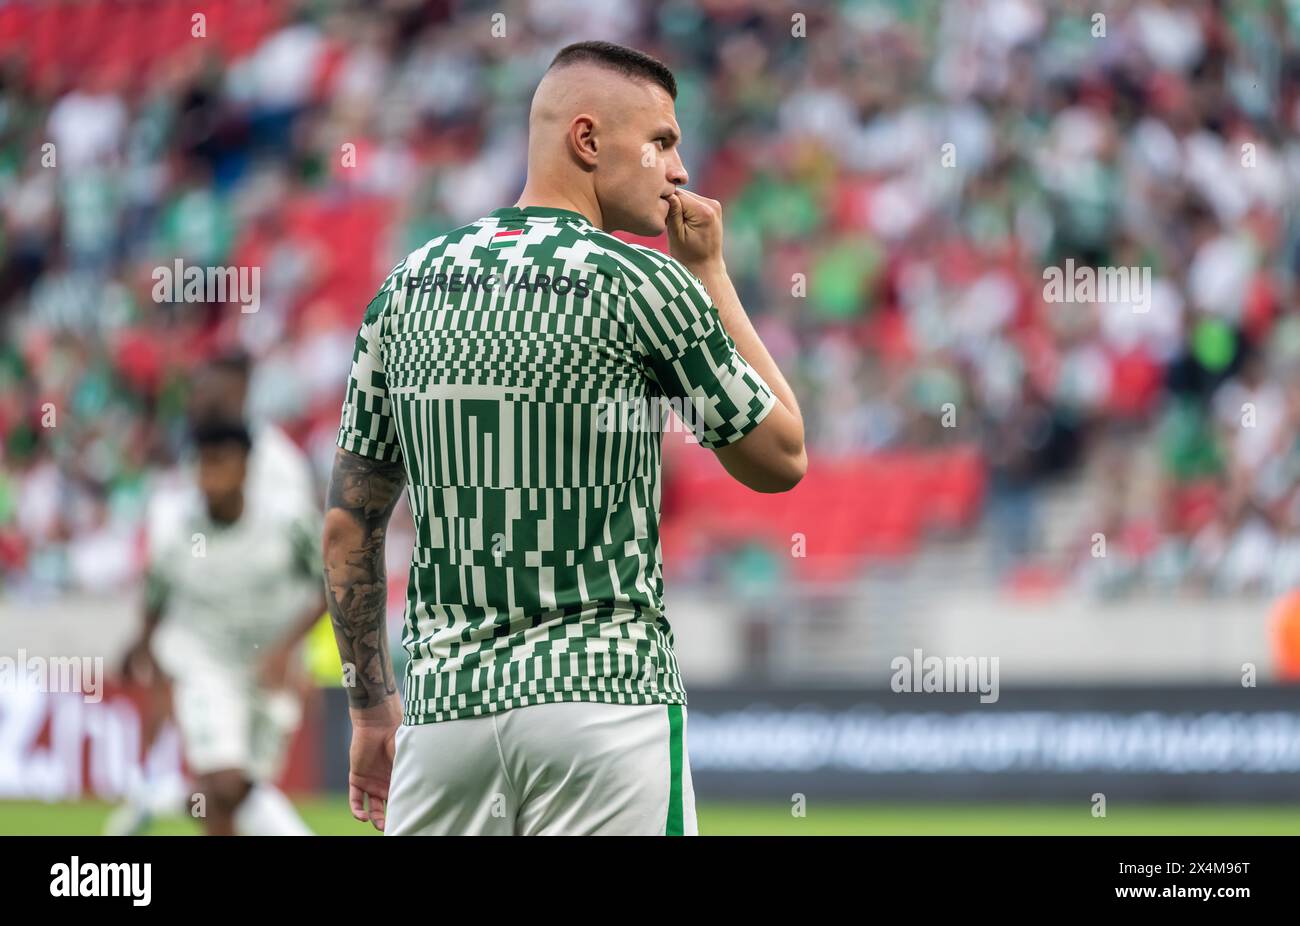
[337,205,776,724]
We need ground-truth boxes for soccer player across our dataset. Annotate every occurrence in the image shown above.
[110,353,321,835]
[128,420,325,836]
[324,40,806,836]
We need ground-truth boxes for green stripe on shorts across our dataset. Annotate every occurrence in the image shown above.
[666,704,684,836]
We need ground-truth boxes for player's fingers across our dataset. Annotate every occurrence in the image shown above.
[667,191,687,230]
[368,795,386,832]
[674,188,701,216]
[675,188,719,222]
[676,188,714,209]
[356,770,390,802]
[349,783,369,822]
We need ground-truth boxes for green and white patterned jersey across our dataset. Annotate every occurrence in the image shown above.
[337,205,776,724]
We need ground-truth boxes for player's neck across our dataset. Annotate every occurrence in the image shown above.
[513,183,602,229]
[206,492,245,526]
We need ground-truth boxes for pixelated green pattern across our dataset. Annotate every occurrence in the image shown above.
[337,208,776,723]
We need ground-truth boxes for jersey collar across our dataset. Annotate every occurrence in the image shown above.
[490,205,596,227]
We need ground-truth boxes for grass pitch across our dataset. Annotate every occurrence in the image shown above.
[2,799,1298,835]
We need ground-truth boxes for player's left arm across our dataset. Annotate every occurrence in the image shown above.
[258,516,330,691]
[664,188,806,492]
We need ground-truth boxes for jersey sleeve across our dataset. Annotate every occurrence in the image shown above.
[337,290,404,463]
[627,255,778,449]
[287,509,324,582]
[143,561,171,614]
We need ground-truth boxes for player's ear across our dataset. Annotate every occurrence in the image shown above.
[569,114,598,168]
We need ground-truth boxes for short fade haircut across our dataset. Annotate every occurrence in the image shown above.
[549,41,677,100]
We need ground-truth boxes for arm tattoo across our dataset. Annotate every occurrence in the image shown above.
[323,447,406,709]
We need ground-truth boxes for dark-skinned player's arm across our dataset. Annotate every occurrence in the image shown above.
[253,595,325,691]
[121,575,167,684]
[258,591,327,690]
[258,516,330,692]
[667,188,807,492]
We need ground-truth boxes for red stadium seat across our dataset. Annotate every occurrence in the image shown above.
[658,446,985,581]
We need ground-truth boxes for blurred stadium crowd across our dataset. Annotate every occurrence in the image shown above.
[3,0,1300,600]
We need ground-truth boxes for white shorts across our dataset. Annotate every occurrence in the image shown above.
[386,700,697,836]
[156,627,302,782]
[169,667,302,783]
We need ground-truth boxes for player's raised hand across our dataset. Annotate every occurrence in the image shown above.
[666,188,724,272]
[348,698,400,831]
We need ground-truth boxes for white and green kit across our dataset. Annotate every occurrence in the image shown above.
[337,205,775,834]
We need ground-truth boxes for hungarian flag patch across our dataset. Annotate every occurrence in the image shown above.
[489,228,523,250]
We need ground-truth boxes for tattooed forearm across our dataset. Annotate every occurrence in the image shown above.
[322,447,407,709]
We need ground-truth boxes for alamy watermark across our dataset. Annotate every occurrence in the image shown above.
[152,258,261,313]
[50,856,151,906]
[1043,259,1152,313]
[889,647,1000,703]
[596,394,706,444]
[0,649,103,702]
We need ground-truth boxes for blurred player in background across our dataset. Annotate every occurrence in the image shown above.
[324,41,805,836]
[111,354,324,835]
[119,420,325,836]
